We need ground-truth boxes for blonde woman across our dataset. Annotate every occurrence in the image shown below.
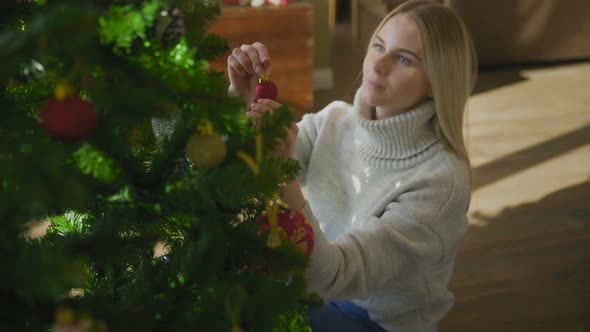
[228,0,477,330]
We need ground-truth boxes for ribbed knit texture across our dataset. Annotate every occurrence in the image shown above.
[353,89,439,168]
[293,89,470,332]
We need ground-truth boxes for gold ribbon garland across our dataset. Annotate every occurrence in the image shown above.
[236,133,263,176]
[225,285,246,332]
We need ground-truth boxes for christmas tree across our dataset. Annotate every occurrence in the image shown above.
[0,1,314,330]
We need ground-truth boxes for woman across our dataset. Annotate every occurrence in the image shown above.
[227,1,477,331]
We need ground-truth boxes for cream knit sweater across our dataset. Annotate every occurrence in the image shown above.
[294,89,470,332]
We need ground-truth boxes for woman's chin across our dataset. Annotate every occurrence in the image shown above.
[361,90,381,108]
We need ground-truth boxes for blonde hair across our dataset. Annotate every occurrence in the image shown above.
[368,0,477,168]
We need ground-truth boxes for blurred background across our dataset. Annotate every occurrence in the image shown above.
[213,1,590,331]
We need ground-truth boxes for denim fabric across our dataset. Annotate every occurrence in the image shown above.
[308,301,388,332]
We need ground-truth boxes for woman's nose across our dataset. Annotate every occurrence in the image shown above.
[373,55,388,75]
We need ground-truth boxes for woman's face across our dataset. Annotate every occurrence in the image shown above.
[362,14,432,117]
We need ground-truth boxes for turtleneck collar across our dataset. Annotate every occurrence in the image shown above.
[352,88,440,168]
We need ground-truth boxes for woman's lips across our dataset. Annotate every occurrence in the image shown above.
[367,79,384,89]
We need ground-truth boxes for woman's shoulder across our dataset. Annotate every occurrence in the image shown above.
[404,146,471,211]
[302,100,353,122]
[298,99,354,131]
[320,100,352,114]
[414,145,470,184]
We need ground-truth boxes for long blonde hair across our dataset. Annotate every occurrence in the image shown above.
[368,0,477,168]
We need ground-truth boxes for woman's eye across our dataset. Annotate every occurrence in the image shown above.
[399,55,411,65]
[373,43,385,53]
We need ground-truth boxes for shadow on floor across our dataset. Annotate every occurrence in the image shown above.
[474,59,590,95]
[441,179,590,332]
[472,69,527,95]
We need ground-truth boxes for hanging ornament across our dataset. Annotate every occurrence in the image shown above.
[14,58,46,84]
[264,199,283,249]
[257,202,314,257]
[185,120,227,168]
[40,83,96,142]
[255,74,278,101]
[154,8,185,47]
[151,103,181,145]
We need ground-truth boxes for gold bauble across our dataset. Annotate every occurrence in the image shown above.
[185,132,226,168]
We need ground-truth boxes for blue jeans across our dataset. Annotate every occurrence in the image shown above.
[308,301,388,332]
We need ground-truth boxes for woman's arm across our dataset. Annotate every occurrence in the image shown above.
[248,100,307,211]
[280,180,306,212]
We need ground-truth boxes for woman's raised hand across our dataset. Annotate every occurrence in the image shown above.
[227,42,270,105]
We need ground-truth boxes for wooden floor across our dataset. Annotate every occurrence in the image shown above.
[314,24,590,332]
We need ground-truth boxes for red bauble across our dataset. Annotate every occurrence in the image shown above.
[40,97,97,141]
[258,206,314,257]
[255,76,278,101]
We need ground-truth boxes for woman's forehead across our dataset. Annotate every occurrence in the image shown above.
[376,14,423,55]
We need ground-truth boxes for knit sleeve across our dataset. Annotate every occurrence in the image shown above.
[301,169,469,301]
[292,113,319,186]
[293,101,348,185]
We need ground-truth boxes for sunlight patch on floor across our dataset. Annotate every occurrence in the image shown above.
[469,142,590,221]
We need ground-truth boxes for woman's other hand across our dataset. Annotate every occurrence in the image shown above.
[246,98,298,158]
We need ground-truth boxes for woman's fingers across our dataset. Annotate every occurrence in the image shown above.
[256,98,281,108]
[245,110,261,121]
[246,102,275,129]
[245,110,262,129]
[226,43,270,78]
[231,47,255,74]
[245,102,298,158]
[226,42,270,105]
[240,44,266,76]
[227,55,246,76]
[248,103,272,121]
[246,103,272,116]
[252,42,270,74]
